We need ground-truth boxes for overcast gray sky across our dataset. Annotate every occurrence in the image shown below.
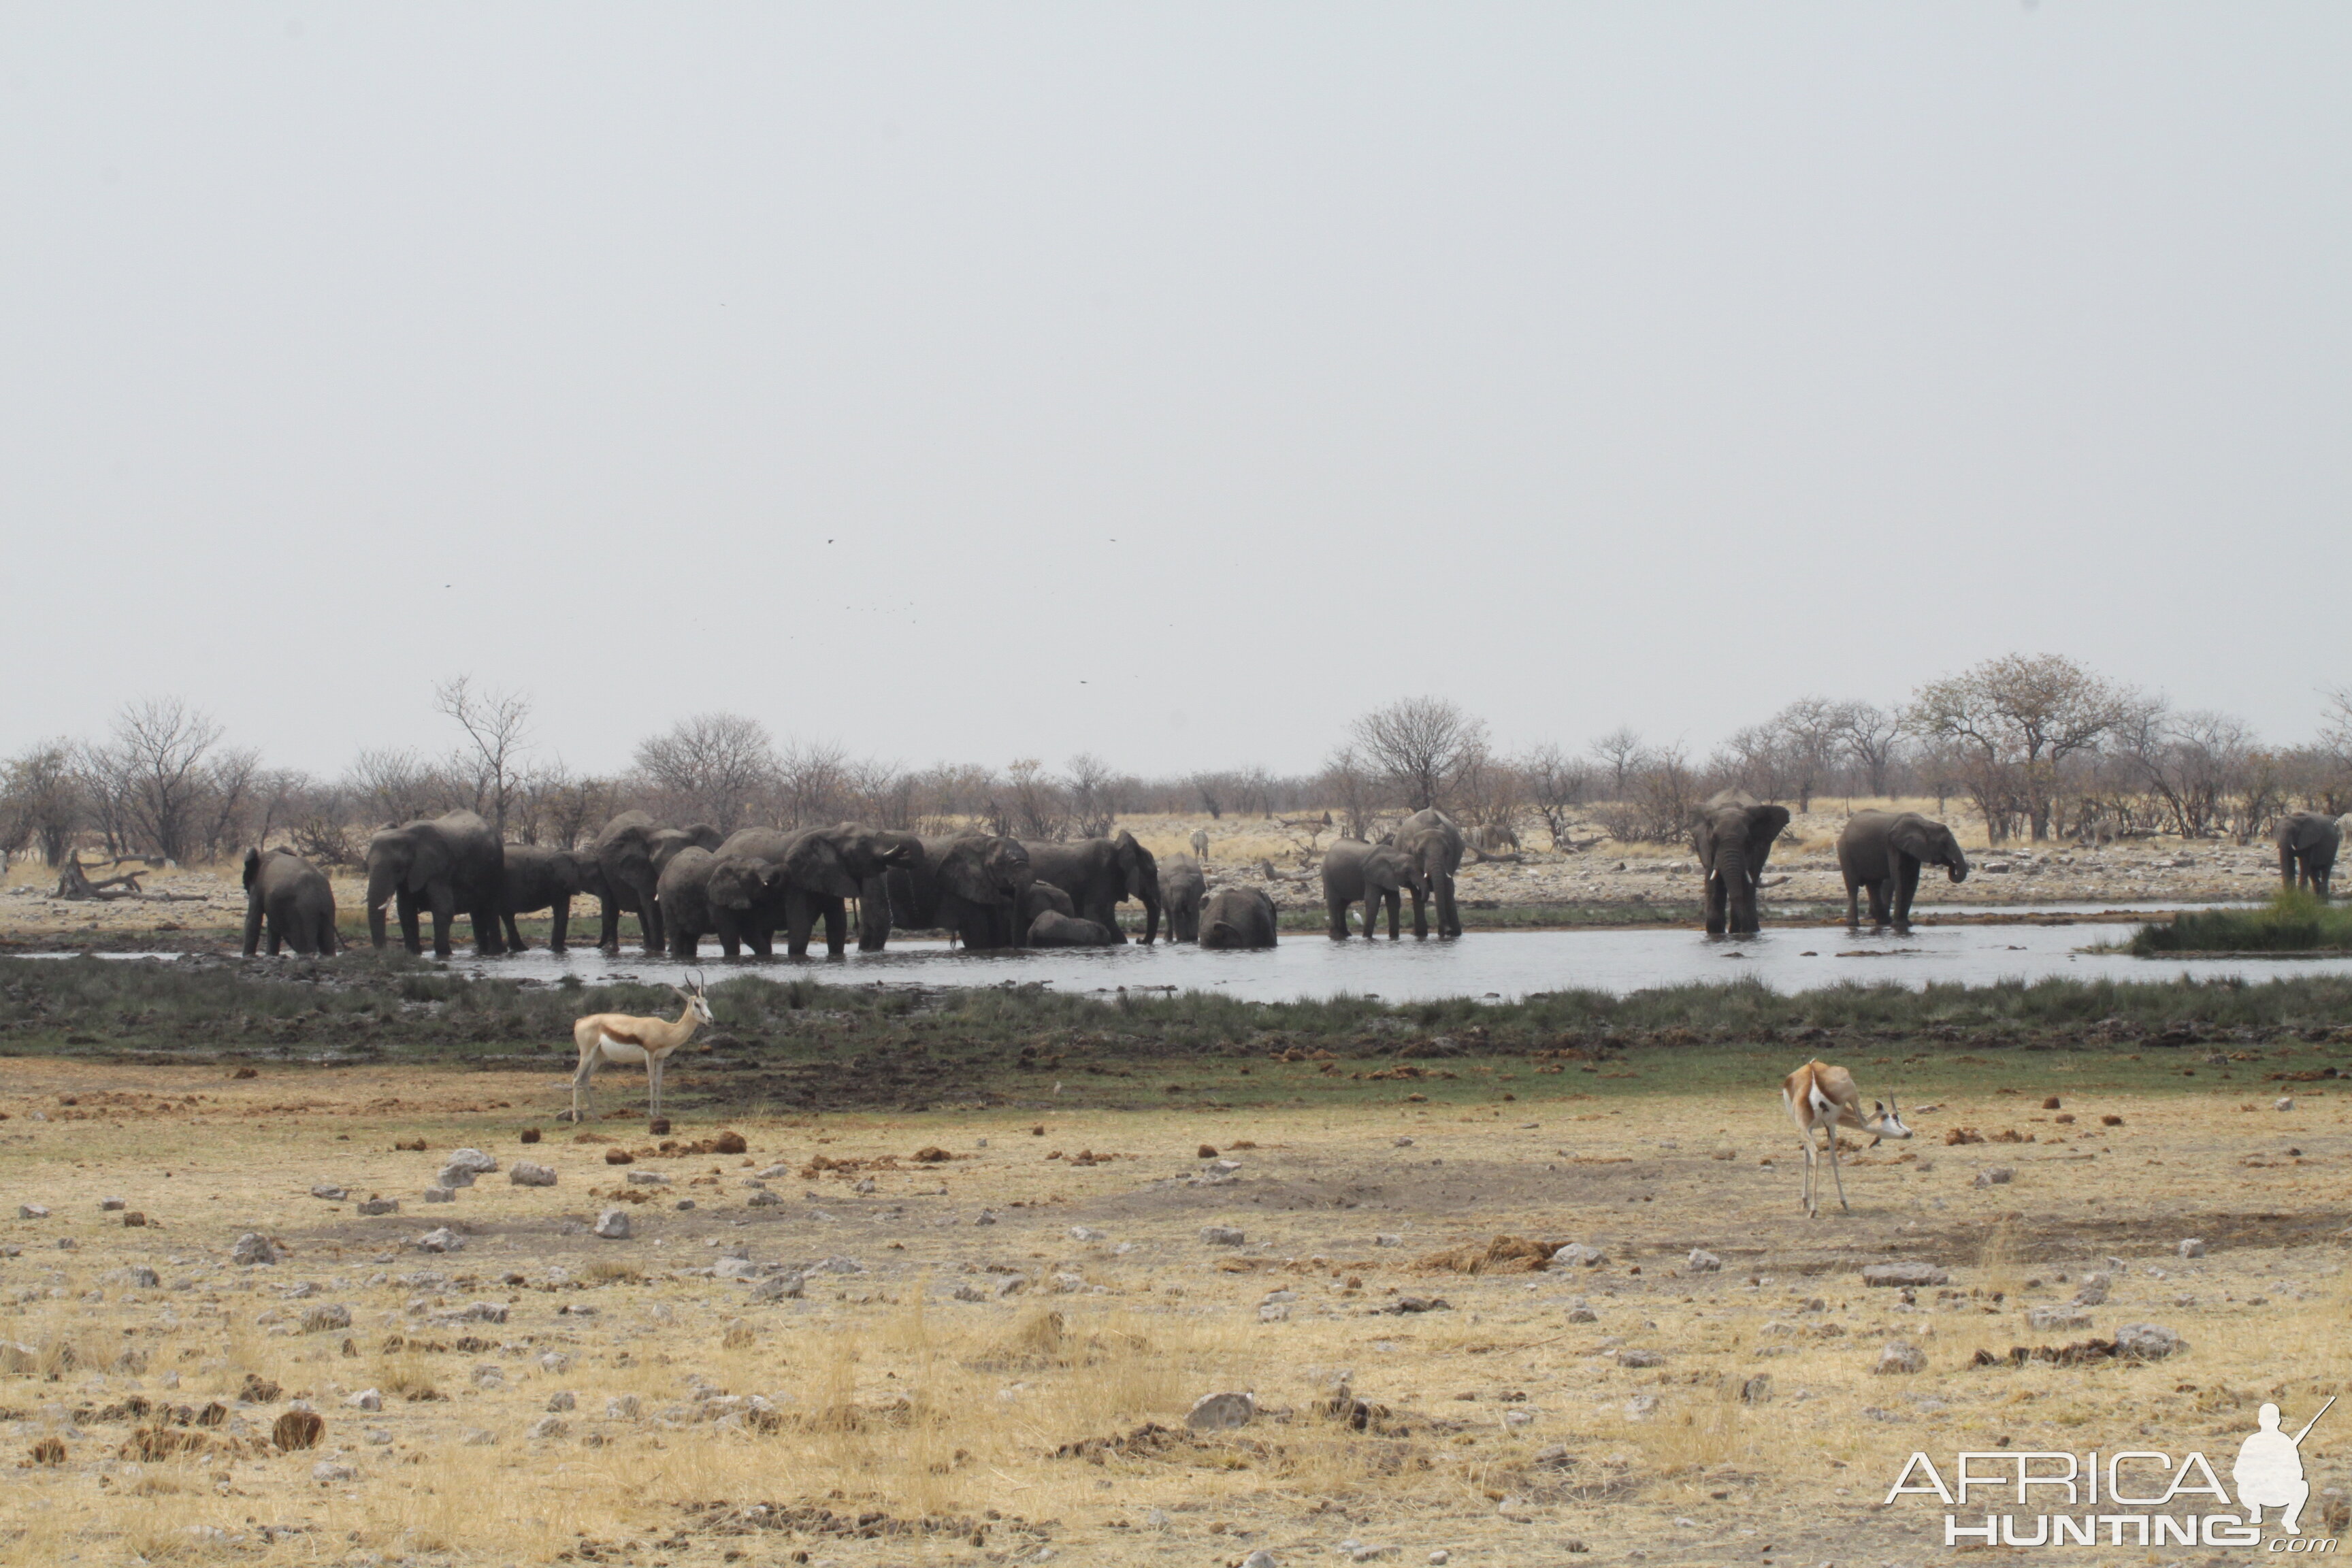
[3,5,2345,780]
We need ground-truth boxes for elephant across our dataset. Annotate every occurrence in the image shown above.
[655,846,723,958]
[1320,836,1421,939]
[705,823,922,958]
[1198,886,1278,949]
[1390,808,1466,938]
[242,847,337,957]
[883,834,1035,949]
[1837,811,1970,933]
[1693,789,1792,936]
[1467,822,1520,854]
[365,810,506,957]
[591,812,723,955]
[1022,830,1161,943]
[1022,881,1077,925]
[496,845,593,953]
[2276,812,2340,898]
[1157,853,1207,943]
[1026,909,1120,947]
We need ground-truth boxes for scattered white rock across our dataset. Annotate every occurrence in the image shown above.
[2178,1238,2206,1258]
[230,1232,279,1267]
[1686,1248,1722,1273]
[309,1185,348,1201]
[1068,1226,1107,1242]
[16,1205,48,1219]
[509,1162,557,1187]
[606,1394,640,1419]
[745,1190,781,1207]
[1624,1392,1659,1418]
[528,1415,568,1440]
[1187,1390,1256,1430]
[1200,1226,1246,1247]
[625,1171,670,1187]
[546,1390,576,1411]
[1567,1306,1598,1324]
[461,1428,497,1446]
[2027,1305,2093,1331]
[592,1210,631,1241]
[346,1388,382,1410]
[1616,1348,1664,1368]
[2276,1097,2296,1113]
[749,1273,804,1302]
[2115,1323,2185,1359]
[435,1166,477,1190]
[356,1198,399,1216]
[1373,1234,1403,1248]
[300,1304,352,1333]
[312,1460,357,1482]
[2073,1272,2110,1306]
[364,1427,391,1445]
[1553,1243,1606,1267]
[99,1196,125,1211]
[422,1187,456,1205]
[1875,1341,1927,1375]
[1861,1262,1948,1288]
[444,1148,498,1175]
[103,1266,159,1288]
[414,1228,463,1254]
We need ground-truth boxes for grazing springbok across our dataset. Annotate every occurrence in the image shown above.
[570,974,712,1122]
[1782,1058,1911,1217]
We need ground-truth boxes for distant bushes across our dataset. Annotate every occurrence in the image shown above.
[2131,889,2352,956]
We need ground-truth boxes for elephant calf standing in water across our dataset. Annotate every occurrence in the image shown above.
[1198,886,1278,949]
[1838,811,1970,933]
[2277,812,2340,898]
[1321,837,1419,939]
[243,847,338,957]
[1158,853,1207,943]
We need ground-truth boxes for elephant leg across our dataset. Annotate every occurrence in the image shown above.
[266,919,283,956]
[1844,879,1861,930]
[319,912,339,956]
[751,921,777,959]
[1893,860,1921,933]
[783,896,814,959]
[243,898,265,959]
[1409,887,1429,940]
[821,897,849,957]
[549,898,568,954]
[502,912,529,952]
[599,898,621,953]
[1439,877,1460,938]
[1327,894,1350,940]
[397,889,425,954]
[640,894,664,958]
[427,889,459,958]
[713,910,741,960]
[474,904,507,956]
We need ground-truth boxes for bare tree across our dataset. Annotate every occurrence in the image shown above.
[1064,753,1119,838]
[1715,724,1791,804]
[434,676,534,840]
[1831,701,1905,800]
[1320,746,1382,841]
[91,698,226,862]
[1520,742,1592,850]
[1906,654,2133,843]
[1349,697,1487,813]
[529,764,619,851]
[777,739,851,828]
[193,746,265,861]
[1767,696,1844,813]
[1590,725,1646,800]
[846,757,917,830]
[1000,758,1067,840]
[632,713,777,832]
[346,748,455,826]
[1190,771,1228,821]
[1232,765,1277,818]
[0,742,83,864]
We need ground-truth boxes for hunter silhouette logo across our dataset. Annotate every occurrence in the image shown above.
[2238,1398,2334,1536]
[1886,1397,2338,1550]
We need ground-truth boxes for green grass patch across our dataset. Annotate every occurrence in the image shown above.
[2129,889,2352,956]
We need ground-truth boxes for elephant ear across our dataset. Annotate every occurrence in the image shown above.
[941,846,1004,906]
[405,831,453,893]
[786,834,862,900]
[242,847,262,889]
[1886,817,1938,863]
[1747,806,1793,866]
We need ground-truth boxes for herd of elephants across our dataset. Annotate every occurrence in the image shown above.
[236,791,2347,961]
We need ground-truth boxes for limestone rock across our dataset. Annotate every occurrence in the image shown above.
[309,1185,348,1201]
[230,1232,279,1267]
[546,1390,576,1411]
[312,1460,357,1482]
[624,1171,670,1187]
[422,1187,456,1204]
[1972,1166,2014,1188]
[1616,1348,1665,1368]
[749,1273,804,1302]
[355,1198,399,1216]
[103,1266,159,1288]
[435,1166,476,1190]
[1686,1249,1722,1273]
[2177,1238,2206,1258]
[1553,1243,1606,1267]
[16,1205,48,1219]
[1200,1226,1246,1247]
[2027,1305,2092,1331]
[1186,1390,1256,1431]
[1068,1226,1107,1242]
[592,1210,630,1240]
[1875,1341,1927,1375]
[345,1389,382,1410]
[2072,1272,2110,1306]
[414,1228,463,1254]
[444,1148,498,1175]
[1861,1262,1948,1288]
[2114,1323,2185,1360]
[528,1416,568,1440]
[300,1304,352,1333]
[508,1162,557,1187]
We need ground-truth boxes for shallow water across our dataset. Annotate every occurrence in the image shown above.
[67,902,2352,1002]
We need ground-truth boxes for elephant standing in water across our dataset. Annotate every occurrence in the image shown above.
[884,834,1035,949]
[1198,886,1278,949]
[1693,789,1791,937]
[591,813,722,955]
[496,845,595,953]
[1390,809,1466,938]
[1320,837,1420,939]
[704,824,922,958]
[243,847,338,956]
[365,811,506,957]
[655,846,724,958]
[1022,830,1162,944]
[1157,853,1207,943]
[1837,811,1970,933]
[2277,812,2340,897]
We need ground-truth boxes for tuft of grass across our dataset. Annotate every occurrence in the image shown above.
[2132,887,2352,955]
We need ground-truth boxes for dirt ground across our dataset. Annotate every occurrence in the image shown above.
[0,802,2283,951]
[5,1054,2347,1567]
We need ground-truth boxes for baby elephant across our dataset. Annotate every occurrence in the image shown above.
[1026,909,1120,947]
[1198,886,1279,949]
[242,847,338,957]
[1838,811,1969,932]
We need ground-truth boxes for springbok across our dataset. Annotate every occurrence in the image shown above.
[570,974,713,1123]
[1782,1058,1910,1217]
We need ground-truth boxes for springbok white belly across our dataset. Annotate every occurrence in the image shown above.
[598,1036,651,1066]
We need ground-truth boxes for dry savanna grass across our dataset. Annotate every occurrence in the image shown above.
[3,1055,2349,1565]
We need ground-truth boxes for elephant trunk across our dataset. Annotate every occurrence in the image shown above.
[365,862,398,949]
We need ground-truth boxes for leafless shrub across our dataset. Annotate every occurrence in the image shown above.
[1348,697,1487,813]
[435,676,534,840]
[633,713,777,833]
[0,742,83,864]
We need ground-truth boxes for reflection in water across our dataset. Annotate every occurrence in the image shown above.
[197,914,2352,1002]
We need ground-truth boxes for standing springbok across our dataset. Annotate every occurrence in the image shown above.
[1782,1058,1911,1217]
[570,975,712,1122]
